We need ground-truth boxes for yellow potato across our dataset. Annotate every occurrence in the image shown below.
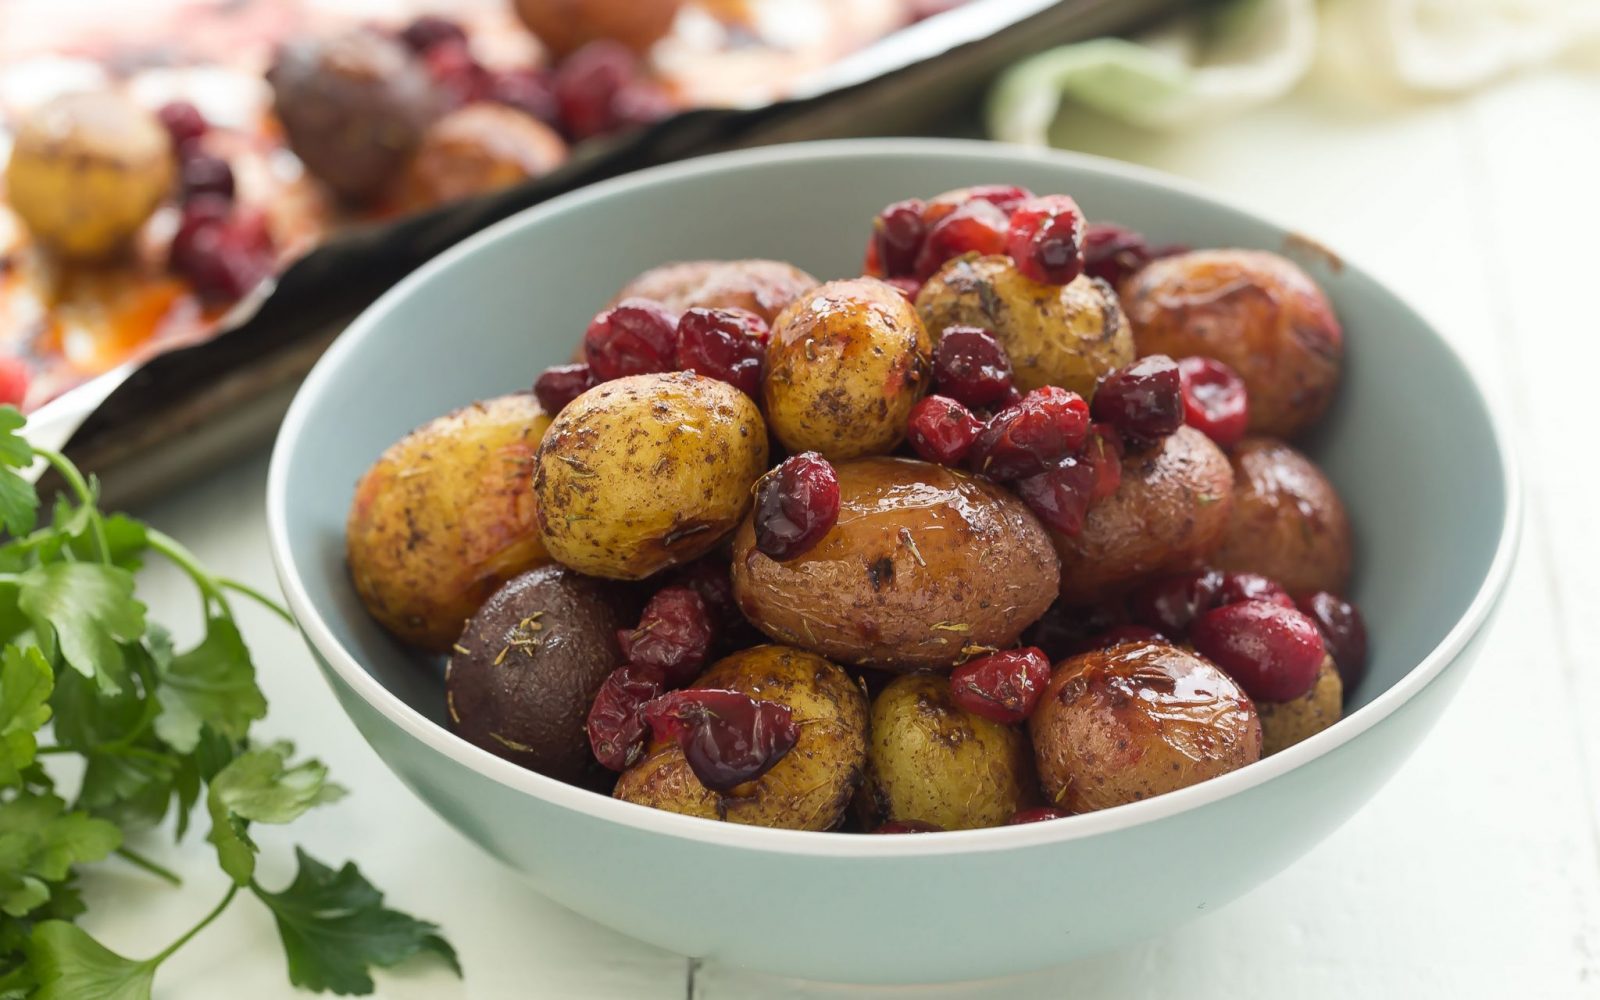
[1258,656,1342,755]
[347,393,552,651]
[399,104,567,211]
[534,371,767,579]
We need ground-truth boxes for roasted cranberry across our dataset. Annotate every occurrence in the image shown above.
[583,298,678,380]
[169,200,275,304]
[969,386,1090,481]
[870,199,928,278]
[1128,569,1225,636]
[932,326,1013,407]
[179,152,235,203]
[617,586,714,686]
[587,664,666,771]
[948,647,1051,724]
[1081,222,1185,289]
[669,557,758,648]
[1023,600,1127,661]
[643,689,799,791]
[1297,592,1368,691]
[554,40,638,140]
[914,199,1009,279]
[906,395,983,466]
[1080,423,1124,502]
[932,185,1033,218]
[399,14,468,53]
[1190,600,1326,703]
[1007,807,1069,824]
[0,357,30,408]
[1093,355,1183,448]
[423,39,489,106]
[1006,194,1085,285]
[486,68,560,126]
[156,100,208,151]
[533,363,599,413]
[1178,356,1249,449]
[1217,572,1292,609]
[872,820,943,834]
[1014,457,1095,536]
[753,452,840,561]
[674,307,769,397]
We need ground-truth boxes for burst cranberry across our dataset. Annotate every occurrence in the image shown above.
[533,363,599,413]
[906,395,983,466]
[1081,222,1186,288]
[554,40,638,140]
[587,664,666,771]
[969,386,1090,481]
[1178,356,1249,449]
[0,357,30,408]
[156,100,208,151]
[399,14,468,53]
[1006,194,1085,285]
[617,586,714,686]
[1217,572,1292,609]
[932,326,1013,407]
[1190,600,1326,702]
[423,39,489,106]
[914,199,1008,279]
[1007,807,1069,824]
[872,820,943,834]
[487,68,560,126]
[674,307,768,397]
[1128,569,1225,636]
[1014,457,1095,536]
[869,199,927,278]
[1093,355,1183,448]
[754,452,840,561]
[1297,592,1368,691]
[179,152,235,203]
[643,689,799,791]
[1080,423,1124,502]
[669,557,754,645]
[169,200,275,304]
[583,298,678,380]
[949,647,1051,724]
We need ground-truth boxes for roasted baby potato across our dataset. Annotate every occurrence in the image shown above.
[613,645,868,829]
[763,278,932,460]
[347,392,552,650]
[1051,426,1234,605]
[1121,249,1343,438]
[857,673,1037,830]
[609,259,819,325]
[400,104,567,211]
[448,565,641,789]
[732,457,1059,671]
[1257,656,1342,756]
[513,0,682,57]
[5,91,174,260]
[534,371,768,579]
[915,256,1133,400]
[1031,640,1262,812]
[1211,437,1353,596]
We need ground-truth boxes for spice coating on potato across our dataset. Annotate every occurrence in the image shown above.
[732,457,1059,671]
[915,256,1133,400]
[534,371,768,579]
[347,393,552,651]
[447,566,640,789]
[613,645,868,830]
[857,673,1037,830]
[1257,656,1342,756]
[1121,249,1343,438]
[1030,641,1262,812]
[5,92,174,260]
[763,278,932,460]
[1211,437,1353,597]
[400,104,567,211]
[609,259,819,325]
[1051,426,1234,605]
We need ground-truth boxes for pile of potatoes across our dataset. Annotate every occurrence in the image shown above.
[346,207,1358,833]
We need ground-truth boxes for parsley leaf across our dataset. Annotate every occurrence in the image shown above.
[153,617,266,754]
[206,745,345,884]
[0,793,120,918]
[0,407,37,537]
[254,848,460,995]
[24,921,155,1000]
[17,563,145,695]
[0,646,52,787]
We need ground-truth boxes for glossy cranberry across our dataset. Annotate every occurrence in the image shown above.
[914,199,1009,280]
[643,689,799,791]
[1128,569,1225,636]
[1297,592,1368,691]
[399,14,468,53]
[1007,807,1069,824]
[169,200,275,304]
[156,100,208,151]
[870,199,928,278]
[1081,222,1186,289]
[1093,355,1183,449]
[179,152,235,203]
[1080,423,1124,503]
[554,40,638,140]
[1217,572,1292,609]
[932,326,1013,407]
[0,357,30,408]
[586,664,666,771]
[754,452,840,561]
[872,820,943,834]
[948,647,1051,724]
[1014,457,1095,536]
[1190,600,1326,703]
[1006,194,1085,285]
[674,307,769,397]
[533,363,599,413]
[1024,600,1127,660]
[486,68,560,126]
[933,185,1033,218]
[423,39,489,106]
[969,386,1090,481]
[583,297,678,380]
[906,395,983,466]
[617,586,714,686]
[669,557,759,649]
[1178,356,1249,449]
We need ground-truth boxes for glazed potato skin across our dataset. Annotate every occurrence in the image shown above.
[347,393,552,651]
[763,278,933,460]
[915,256,1133,400]
[1121,249,1343,438]
[609,259,819,325]
[858,673,1037,830]
[1211,437,1353,596]
[1030,641,1262,812]
[1051,426,1234,605]
[1257,656,1342,756]
[534,372,768,579]
[731,457,1059,671]
[400,104,567,211]
[613,645,869,830]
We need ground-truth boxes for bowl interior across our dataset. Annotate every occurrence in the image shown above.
[271,140,1511,825]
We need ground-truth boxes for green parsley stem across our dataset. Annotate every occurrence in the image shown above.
[217,576,294,625]
[116,846,182,886]
[149,883,240,967]
[144,528,230,615]
[33,446,110,564]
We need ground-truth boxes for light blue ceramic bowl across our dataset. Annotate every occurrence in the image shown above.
[266,139,1519,985]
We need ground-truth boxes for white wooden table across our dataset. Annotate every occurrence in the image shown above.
[86,64,1600,997]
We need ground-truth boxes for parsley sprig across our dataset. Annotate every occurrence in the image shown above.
[0,407,458,997]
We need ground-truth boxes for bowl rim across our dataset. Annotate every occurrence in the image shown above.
[265,137,1522,858]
